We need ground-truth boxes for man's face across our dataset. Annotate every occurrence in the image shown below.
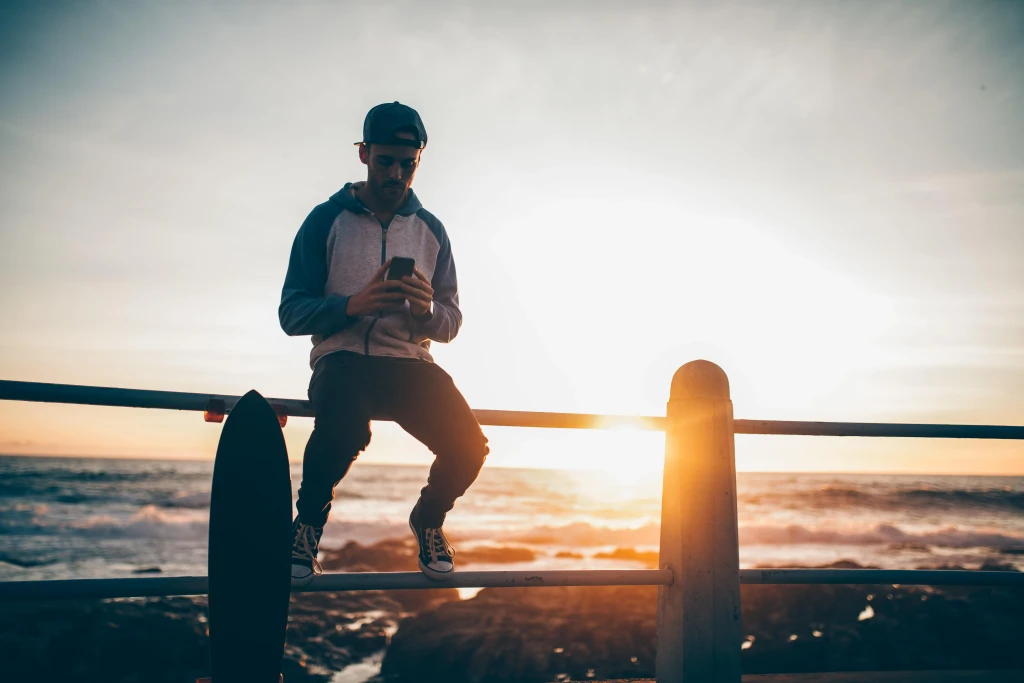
[359,138,421,204]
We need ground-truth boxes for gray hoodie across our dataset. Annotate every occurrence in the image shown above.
[279,183,462,368]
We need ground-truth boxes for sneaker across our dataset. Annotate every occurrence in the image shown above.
[409,504,455,580]
[290,515,323,587]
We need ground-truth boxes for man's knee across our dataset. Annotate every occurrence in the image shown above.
[309,421,371,458]
[455,420,488,456]
[473,432,490,464]
[451,429,489,476]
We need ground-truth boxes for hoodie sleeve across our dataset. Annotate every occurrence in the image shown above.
[415,211,463,343]
[278,202,358,337]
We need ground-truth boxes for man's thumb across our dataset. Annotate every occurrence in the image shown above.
[370,259,392,283]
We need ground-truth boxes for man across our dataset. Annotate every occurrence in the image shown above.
[278,102,489,586]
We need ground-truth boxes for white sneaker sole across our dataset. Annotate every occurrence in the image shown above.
[409,515,455,581]
[417,558,454,581]
[290,569,316,587]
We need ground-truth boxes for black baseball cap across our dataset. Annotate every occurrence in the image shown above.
[355,101,428,149]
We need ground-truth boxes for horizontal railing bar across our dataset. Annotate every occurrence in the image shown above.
[474,409,665,430]
[305,568,674,591]
[0,380,251,413]
[3,380,1024,439]
[4,567,1021,602]
[735,419,1024,440]
[0,569,673,601]
[742,568,1024,586]
[0,380,664,431]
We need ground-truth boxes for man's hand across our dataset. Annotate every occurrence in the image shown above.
[401,268,434,318]
[345,260,408,317]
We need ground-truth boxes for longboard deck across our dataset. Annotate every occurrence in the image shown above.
[208,390,292,683]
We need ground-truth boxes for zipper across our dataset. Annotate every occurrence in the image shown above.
[362,219,389,355]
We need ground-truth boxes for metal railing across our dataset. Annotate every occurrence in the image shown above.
[3,567,1020,603]
[2,362,1023,683]
[5,378,1024,437]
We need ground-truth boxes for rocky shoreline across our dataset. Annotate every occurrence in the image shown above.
[3,539,1021,683]
[1,591,409,683]
[379,560,1024,682]
[1,540,461,683]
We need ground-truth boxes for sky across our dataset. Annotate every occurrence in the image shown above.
[0,0,1022,474]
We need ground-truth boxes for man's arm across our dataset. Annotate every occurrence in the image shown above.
[416,227,462,343]
[278,204,358,337]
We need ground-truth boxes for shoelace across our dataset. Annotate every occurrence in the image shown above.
[291,523,323,576]
[424,527,455,564]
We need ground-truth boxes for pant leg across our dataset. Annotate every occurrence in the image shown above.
[295,352,373,528]
[381,360,489,528]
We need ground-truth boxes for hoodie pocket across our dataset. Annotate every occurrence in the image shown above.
[372,307,420,349]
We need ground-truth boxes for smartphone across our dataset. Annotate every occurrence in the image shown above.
[386,257,415,282]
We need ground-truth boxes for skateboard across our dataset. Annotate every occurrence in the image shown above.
[205,390,292,683]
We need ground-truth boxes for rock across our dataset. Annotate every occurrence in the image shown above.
[0,588,457,682]
[593,548,659,567]
[379,562,1024,682]
[457,545,536,564]
[320,538,537,569]
[380,585,657,682]
[754,560,880,570]
[915,563,1020,572]
[317,539,460,611]
[1,597,222,683]
[320,539,418,572]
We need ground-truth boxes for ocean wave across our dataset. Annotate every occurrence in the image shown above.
[14,514,1020,552]
[58,506,209,539]
[483,520,1024,553]
[1,478,215,507]
[740,486,1024,514]
[0,483,212,510]
[739,523,1024,550]
[160,492,211,509]
[1,468,189,485]
[507,522,661,547]
[898,488,1024,511]
[0,482,100,500]
[0,552,60,568]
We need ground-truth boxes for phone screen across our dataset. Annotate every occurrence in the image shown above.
[387,257,415,281]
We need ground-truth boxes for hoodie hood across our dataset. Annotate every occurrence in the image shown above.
[328,181,423,217]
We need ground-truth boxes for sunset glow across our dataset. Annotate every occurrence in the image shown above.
[1,2,1021,474]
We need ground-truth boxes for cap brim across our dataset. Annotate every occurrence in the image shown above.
[356,139,425,149]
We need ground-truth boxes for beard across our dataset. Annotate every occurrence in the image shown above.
[369,177,408,209]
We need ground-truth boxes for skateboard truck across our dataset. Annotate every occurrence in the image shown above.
[270,403,288,428]
[204,398,226,424]
[204,397,287,428]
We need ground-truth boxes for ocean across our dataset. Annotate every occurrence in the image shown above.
[2,454,1023,583]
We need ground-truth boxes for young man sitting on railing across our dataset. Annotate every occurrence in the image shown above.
[278,102,489,586]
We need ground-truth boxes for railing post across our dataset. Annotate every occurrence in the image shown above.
[656,360,742,682]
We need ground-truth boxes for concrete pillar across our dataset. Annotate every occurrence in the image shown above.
[656,360,742,682]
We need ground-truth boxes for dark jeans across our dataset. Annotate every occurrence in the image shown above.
[296,351,489,529]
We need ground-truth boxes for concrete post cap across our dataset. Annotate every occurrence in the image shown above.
[670,360,730,400]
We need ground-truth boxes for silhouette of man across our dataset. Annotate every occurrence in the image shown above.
[279,102,488,585]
